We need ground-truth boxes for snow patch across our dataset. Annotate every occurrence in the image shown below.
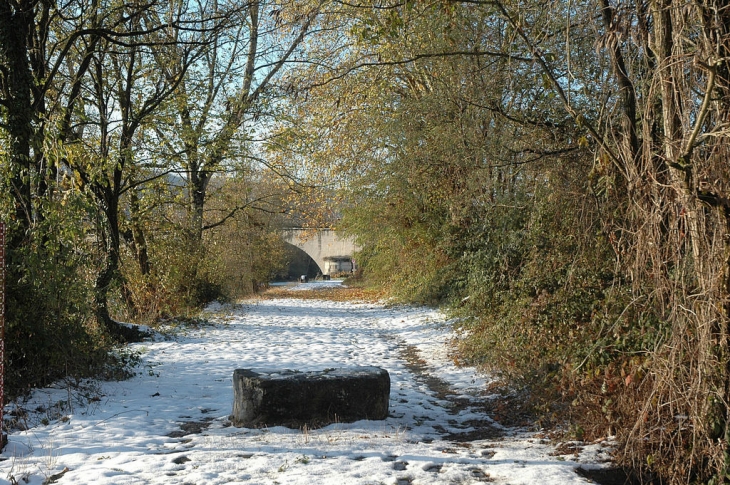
[0,296,613,484]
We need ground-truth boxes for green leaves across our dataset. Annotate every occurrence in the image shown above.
[351,6,406,44]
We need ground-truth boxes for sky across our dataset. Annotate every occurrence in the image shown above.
[0,281,612,484]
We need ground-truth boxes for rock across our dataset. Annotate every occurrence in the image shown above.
[231,367,390,428]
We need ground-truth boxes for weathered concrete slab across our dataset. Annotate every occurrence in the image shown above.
[231,366,390,428]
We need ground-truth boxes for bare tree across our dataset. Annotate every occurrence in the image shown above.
[154,0,326,246]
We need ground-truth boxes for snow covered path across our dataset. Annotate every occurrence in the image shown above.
[0,284,611,484]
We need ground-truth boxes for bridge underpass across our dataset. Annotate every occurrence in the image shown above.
[282,228,357,277]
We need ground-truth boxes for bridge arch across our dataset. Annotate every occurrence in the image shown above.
[282,228,357,276]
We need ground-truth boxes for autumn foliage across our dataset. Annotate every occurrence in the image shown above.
[3,0,730,481]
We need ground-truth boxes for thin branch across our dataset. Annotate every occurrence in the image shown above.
[307,50,533,89]
[492,0,625,178]
[120,168,179,194]
[680,62,716,163]
[202,193,280,231]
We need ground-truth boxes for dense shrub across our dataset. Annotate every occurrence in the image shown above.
[3,205,120,397]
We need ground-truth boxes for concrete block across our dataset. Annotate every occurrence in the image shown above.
[231,367,390,428]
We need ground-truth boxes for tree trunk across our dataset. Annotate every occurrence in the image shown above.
[0,0,35,230]
[129,189,150,277]
[600,0,638,165]
[189,169,209,245]
[93,180,145,342]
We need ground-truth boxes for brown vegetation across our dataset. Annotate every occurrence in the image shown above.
[260,283,385,303]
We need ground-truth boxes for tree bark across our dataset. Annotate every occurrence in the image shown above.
[0,0,36,230]
[600,0,638,165]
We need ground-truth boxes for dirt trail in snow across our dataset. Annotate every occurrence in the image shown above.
[0,285,615,484]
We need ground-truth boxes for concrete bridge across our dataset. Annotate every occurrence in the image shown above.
[282,228,357,276]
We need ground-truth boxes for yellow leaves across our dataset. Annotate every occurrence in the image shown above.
[74,170,85,189]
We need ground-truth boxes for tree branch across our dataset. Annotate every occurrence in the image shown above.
[306,50,533,89]
[680,62,716,163]
[201,193,281,231]
[492,0,625,179]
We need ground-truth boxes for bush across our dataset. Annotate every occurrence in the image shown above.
[3,211,121,398]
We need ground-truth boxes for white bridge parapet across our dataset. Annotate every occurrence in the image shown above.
[282,228,357,276]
